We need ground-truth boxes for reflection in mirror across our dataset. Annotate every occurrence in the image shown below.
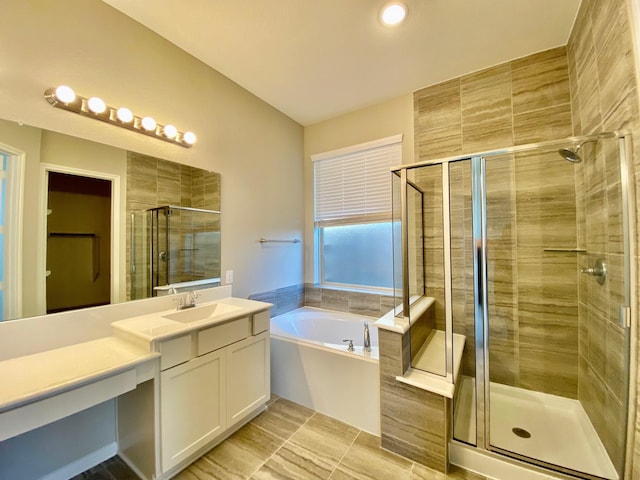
[130,205,221,299]
[0,118,221,322]
[126,151,221,301]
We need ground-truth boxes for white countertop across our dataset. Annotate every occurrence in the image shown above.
[0,336,158,412]
[111,297,272,342]
[374,296,435,334]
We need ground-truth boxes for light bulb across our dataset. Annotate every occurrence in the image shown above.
[141,116,156,132]
[380,2,407,26]
[183,131,196,145]
[116,107,133,123]
[55,85,76,104]
[87,96,106,114]
[163,124,177,139]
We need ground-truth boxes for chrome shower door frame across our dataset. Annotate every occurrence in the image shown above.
[394,131,636,479]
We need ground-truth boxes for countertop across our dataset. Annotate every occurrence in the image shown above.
[111,297,272,343]
[0,336,158,412]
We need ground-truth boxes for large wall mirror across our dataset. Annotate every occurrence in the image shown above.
[0,117,221,322]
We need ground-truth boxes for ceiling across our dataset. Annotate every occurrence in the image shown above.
[101,0,581,126]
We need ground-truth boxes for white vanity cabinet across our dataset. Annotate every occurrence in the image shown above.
[155,309,270,476]
[159,348,225,471]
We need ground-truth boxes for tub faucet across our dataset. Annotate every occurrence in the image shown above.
[342,339,355,352]
[363,321,371,352]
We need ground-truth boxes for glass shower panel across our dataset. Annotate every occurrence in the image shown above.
[574,136,630,477]
[485,140,627,479]
[407,164,447,377]
[449,159,476,446]
[392,171,404,316]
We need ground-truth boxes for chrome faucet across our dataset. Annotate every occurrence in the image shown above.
[176,290,199,310]
[343,339,354,352]
[363,321,371,352]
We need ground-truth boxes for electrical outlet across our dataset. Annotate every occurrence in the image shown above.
[225,270,234,284]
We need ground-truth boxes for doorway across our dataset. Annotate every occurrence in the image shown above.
[45,172,112,313]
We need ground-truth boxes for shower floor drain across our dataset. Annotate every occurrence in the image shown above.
[512,427,531,439]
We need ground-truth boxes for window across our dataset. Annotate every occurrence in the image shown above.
[313,135,402,290]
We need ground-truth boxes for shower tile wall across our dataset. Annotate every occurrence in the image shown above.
[567,0,640,473]
[414,46,578,397]
[126,152,221,299]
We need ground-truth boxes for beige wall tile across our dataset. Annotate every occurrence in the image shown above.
[511,47,571,116]
[461,64,513,151]
[513,104,573,144]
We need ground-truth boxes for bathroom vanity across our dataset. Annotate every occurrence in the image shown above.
[0,287,271,480]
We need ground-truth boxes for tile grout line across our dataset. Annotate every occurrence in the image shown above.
[246,406,319,479]
[327,429,363,478]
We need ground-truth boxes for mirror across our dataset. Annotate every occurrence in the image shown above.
[0,117,221,322]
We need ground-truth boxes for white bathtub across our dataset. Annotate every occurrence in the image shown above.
[270,307,380,434]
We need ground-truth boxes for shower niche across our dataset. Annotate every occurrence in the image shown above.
[130,205,221,299]
[392,132,635,480]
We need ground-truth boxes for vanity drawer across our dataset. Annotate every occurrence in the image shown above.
[159,335,192,371]
[252,310,270,335]
[198,317,250,356]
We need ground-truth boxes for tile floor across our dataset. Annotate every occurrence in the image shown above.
[75,396,486,480]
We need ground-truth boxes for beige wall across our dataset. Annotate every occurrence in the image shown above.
[303,94,414,283]
[0,121,42,318]
[0,120,129,319]
[0,0,304,301]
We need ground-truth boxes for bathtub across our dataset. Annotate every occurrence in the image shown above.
[270,307,380,434]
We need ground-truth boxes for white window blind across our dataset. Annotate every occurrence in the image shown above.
[313,135,402,226]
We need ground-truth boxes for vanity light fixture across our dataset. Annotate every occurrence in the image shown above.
[163,124,178,139]
[87,96,107,114]
[44,85,196,148]
[380,2,408,26]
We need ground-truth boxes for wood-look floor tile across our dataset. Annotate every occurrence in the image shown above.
[103,457,139,479]
[289,413,359,467]
[331,431,413,480]
[251,441,334,480]
[251,398,314,440]
[202,423,284,480]
[410,462,447,479]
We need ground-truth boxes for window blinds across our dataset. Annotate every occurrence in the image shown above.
[313,135,402,226]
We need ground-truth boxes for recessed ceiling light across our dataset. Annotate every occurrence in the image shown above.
[380,2,407,26]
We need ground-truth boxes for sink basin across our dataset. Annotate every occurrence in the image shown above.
[163,303,242,324]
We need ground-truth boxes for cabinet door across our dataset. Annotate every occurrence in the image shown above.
[226,331,270,427]
[160,349,225,472]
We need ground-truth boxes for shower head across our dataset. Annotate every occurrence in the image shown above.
[558,139,597,164]
[558,146,583,163]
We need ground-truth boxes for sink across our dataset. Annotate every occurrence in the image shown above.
[163,303,242,324]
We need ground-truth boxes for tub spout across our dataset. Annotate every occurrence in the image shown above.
[363,321,371,352]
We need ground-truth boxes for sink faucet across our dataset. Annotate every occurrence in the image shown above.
[176,290,199,310]
[363,321,371,352]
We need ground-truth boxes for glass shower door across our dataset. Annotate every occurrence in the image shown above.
[484,139,629,479]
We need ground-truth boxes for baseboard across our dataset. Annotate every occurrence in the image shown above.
[40,442,117,480]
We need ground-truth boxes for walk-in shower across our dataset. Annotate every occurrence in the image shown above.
[392,132,636,479]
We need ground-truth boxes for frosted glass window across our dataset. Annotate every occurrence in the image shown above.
[321,222,393,288]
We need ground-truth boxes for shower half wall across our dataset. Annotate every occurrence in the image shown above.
[392,132,635,479]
